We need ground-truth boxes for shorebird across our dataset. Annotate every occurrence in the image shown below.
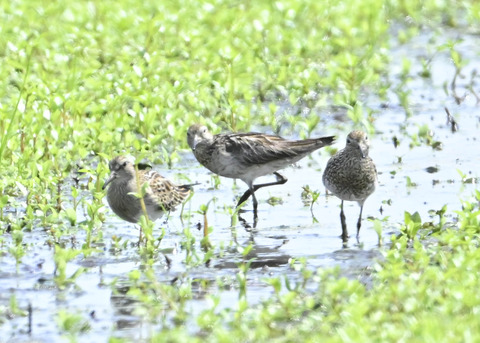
[322,131,377,241]
[102,156,193,223]
[187,124,335,215]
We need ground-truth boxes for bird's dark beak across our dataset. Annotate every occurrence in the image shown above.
[359,143,368,158]
[102,173,116,190]
[192,137,201,151]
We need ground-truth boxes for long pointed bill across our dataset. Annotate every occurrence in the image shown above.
[102,173,116,190]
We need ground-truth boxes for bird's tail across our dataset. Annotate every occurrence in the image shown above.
[314,135,336,147]
[289,135,336,151]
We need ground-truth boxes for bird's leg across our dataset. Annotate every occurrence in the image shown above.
[340,200,348,242]
[237,187,259,231]
[252,191,259,225]
[237,186,257,207]
[356,204,364,238]
[236,172,288,207]
[268,172,288,187]
[252,191,258,213]
[251,191,258,212]
[237,189,252,207]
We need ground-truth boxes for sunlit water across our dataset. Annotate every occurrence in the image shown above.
[1,30,479,342]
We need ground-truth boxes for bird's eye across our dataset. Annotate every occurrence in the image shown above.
[347,138,351,144]
[122,162,127,167]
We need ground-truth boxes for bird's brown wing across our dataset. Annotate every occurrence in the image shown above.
[141,171,191,211]
[218,132,334,165]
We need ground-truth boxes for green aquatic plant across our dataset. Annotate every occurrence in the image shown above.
[7,294,28,318]
[301,185,321,222]
[418,56,433,78]
[0,47,32,161]
[124,266,194,326]
[180,225,199,266]
[394,57,413,118]
[370,217,387,246]
[197,200,214,250]
[457,169,478,185]
[400,211,423,240]
[53,245,85,290]
[409,124,442,150]
[56,309,91,342]
[456,191,480,233]
[266,196,283,206]
[346,102,375,133]
[237,257,254,300]
[445,40,468,104]
[0,0,479,341]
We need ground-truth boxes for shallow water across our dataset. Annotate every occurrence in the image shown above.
[1,30,479,342]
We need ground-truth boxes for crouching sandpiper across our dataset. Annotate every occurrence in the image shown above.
[187,124,335,216]
[322,131,377,242]
[103,156,193,223]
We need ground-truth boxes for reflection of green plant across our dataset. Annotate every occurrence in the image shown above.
[8,294,28,318]
[410,124,442,150]
[53,245,85,290]
[124,266,194,327]
[56,309,91,342]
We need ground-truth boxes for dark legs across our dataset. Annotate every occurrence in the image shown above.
[236,172,288,209]
[251,190,259,223]
[357,204,364,238]
[340,200,348,242]
[340,201,364,242]
[235,172,287,226]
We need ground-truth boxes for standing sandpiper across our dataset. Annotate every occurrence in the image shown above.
[187,124,335,216]
[102,156,193,223]
[322,131,377,241]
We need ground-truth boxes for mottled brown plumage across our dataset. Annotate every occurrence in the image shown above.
[102,156,192,223]
[322,131,377,241]
[187,124,335,214]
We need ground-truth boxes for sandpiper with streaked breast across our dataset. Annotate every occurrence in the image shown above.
[322,130,377,242]
[102,156,193,224]
[187,124,335,216]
